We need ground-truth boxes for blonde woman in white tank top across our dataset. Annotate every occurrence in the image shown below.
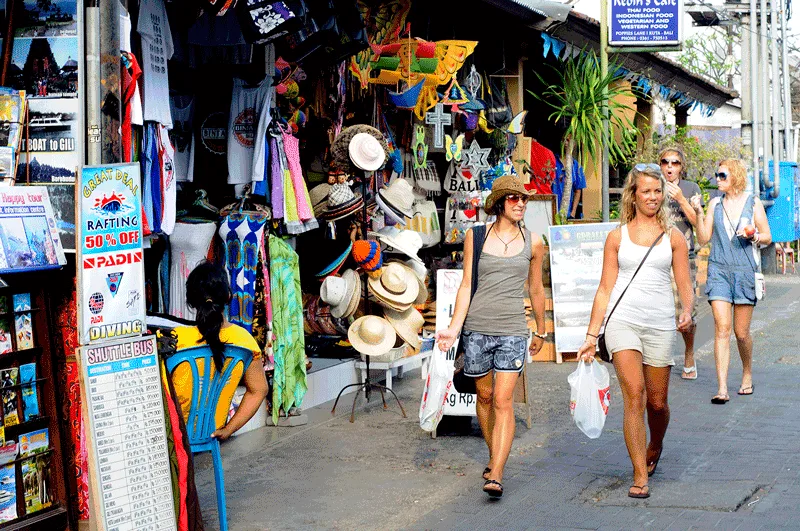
[578,165,694,500]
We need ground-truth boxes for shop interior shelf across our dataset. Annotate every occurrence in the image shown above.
[0,505,67,530]
[0,448,53,468]
[0,308,41,317]
[0,377,47,392]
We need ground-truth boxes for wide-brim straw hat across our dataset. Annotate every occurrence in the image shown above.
[378,178,414,217]
[367,262,419,306]
[331,125,389,169]
[344,270,362,318]
[386,258,427,305]
[321,194,364,222]
[348,315,396,357]
[309,183,330,215]
[370,227,424,265]
[383,306,423,350]
[368,285,412,312]
[483,174,532,214]
[375,193,408,227]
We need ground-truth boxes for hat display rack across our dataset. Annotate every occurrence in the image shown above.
[330,129,408,423]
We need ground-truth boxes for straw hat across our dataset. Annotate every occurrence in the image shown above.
[344,270,362,318]
[367,262,419,306]
[348,315,396,357]
[320,269,358,318]
[369,286,412,312]
[309,183,330,215]
[383,306,423,350]
[372,228,424,265]
[349,132,387,171]
[320,194,364,222]
[387,259,428,305]
[375,193,407,227]
[352,240,383,272]
[331,125,389,169]
[378,179,414,218]
[483,174,531,214]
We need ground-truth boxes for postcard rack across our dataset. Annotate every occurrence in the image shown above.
[0,276,68,530]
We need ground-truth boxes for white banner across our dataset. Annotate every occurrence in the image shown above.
[435,269,476,416]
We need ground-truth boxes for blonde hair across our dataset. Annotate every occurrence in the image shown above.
[719,159,747,194]
[620,166,673,233]
[658,146,687,179]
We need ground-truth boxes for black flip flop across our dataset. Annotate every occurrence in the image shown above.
[483,479,503,498]
[711,394,730,404]
[738,385,755,396]
[482,467,491,480]
[628,485,650,499]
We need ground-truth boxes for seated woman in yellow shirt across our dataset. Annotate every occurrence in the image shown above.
[172,261,268,441]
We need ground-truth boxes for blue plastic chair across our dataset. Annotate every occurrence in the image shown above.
[165,345,253,531]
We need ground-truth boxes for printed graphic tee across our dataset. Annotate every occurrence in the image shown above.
[138,0,174,127]
[157,124,176,235]
[669,179,703,254]
[227,77,273,185]
[169,95,195,182]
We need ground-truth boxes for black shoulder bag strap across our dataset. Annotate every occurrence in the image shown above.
[603,230,666,329]
[470,224,487,300]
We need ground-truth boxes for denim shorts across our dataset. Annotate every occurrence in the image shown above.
[705,264,756,306]
[461,331,527,377]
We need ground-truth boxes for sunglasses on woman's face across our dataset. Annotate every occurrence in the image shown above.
[634,163,661,172]
[660,159,682,166]
[505,194,529,204]
[715,172,729,181]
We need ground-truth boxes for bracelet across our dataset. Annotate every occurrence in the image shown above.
[586,332,598,339]
[533,332,547,339]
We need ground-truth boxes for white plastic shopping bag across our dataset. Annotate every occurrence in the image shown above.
[419,351,454,432]
[568,360,611,439]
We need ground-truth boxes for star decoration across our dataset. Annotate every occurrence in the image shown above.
[461,139,491,174]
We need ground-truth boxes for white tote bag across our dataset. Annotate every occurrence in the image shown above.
[419,351,454,432]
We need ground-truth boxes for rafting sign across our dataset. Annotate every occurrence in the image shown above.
[77,164,145,346]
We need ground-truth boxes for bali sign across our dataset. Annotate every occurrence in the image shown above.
[609,0,683,47]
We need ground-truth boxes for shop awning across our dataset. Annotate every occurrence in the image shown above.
[482,0,571,23]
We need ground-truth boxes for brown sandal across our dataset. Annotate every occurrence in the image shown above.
[628,484,650,499]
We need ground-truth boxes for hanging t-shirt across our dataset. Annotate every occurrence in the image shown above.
[120,10,143,126]
[526,140,555,195]
[156,124,177,235]
[192,78,231,201]
[169,95,195,182]
[227,76,273,185]
[137,0,174,127]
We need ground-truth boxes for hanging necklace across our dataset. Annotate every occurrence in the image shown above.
[493,224,522,254]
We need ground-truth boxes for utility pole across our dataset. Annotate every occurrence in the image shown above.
[741,14,757,193]
[760,0,772,190]
[771,0,781,197]
[749,0,760,196]
[780,0,794,161]
[600,0,610,223]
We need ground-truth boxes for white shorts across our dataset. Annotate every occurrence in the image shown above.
[604,320,676,368]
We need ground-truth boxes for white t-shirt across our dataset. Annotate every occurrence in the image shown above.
[169,96,195,182]
[227,77,273,184]
[120,9,143,126]
[137,0,174,127]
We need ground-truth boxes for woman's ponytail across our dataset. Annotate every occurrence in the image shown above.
[186,262,230,372]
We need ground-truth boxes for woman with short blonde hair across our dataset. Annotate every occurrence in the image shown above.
[692,159,771,403]
[579,163,694,499]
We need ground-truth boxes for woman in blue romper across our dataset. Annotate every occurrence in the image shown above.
[692,159,772,404]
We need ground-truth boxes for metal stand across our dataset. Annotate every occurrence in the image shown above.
[330,169,407,423]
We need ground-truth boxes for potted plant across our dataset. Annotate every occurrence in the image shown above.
[532,49,638,218]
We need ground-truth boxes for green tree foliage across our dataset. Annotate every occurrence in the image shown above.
[532,50,638,217]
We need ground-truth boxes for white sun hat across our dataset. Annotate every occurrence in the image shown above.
[349,132,387,171]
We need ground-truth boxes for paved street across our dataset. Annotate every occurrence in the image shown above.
[195,274,800,530]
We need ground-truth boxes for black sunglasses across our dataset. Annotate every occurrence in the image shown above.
[715,172,729,181]
[660,158,682,166]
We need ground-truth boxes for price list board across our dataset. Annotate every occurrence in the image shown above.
[79,335,177,531]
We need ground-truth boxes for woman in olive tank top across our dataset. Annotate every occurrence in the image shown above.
[436,176,547,498]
